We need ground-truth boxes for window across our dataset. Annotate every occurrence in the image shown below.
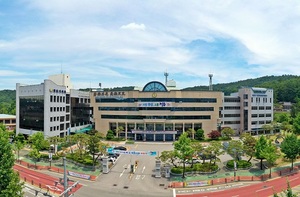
[243,94,248,99]
[50,107,53,112]
[252,106,257,110]
[54,96,56,102]
[50,95,53,102]
[142,81,167,92]
[50,117,53,122]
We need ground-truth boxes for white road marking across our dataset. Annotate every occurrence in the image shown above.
[123,164,127,168]
[142,166,146,173]
[28,174,40,180]
[256,186,272,192]
[136,175,141,180]
[141,175,145,180]
[289,177,299,181]
[173,189,176,197]
[120,169,126,177]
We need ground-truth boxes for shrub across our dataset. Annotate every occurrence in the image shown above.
[208,130,221,139]
[226,160,251,169]
[171,167,183,174]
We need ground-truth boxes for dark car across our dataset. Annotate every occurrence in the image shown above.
[108,152,119,158]
[113,146,127,151]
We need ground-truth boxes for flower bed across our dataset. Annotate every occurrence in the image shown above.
[171,163,219,176]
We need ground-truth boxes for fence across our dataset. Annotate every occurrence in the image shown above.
[169,164,300,188]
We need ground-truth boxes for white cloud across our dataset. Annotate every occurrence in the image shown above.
[120,23,146,31]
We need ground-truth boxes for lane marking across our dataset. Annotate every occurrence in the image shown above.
[173,189,176,197]
[256,186,272,192]
[123,164,127,168]
[120,169,126,177]
[142,166,146,173]
[136,175,140,180]
[28,174,40,180]
[141,175,145,180]
[289,177,299,181]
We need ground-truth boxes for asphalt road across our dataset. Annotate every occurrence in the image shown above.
[176,172,300,197]
[14,164,82,196]
[75,142,174,197]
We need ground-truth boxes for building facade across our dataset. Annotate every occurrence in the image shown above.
[90,81,223,141]
[0,114,16,131]
[222,87,273,135]
[16,74,91,138]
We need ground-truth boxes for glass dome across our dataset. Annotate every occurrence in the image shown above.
[142,81,167,92]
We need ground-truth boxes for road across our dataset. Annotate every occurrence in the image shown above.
[14,164,82,196]
[176,172,300,197]
[75,142,174,197]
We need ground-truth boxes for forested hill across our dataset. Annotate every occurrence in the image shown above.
[1,75,300,111]
[184,75,300,103]
[0,90,16,115]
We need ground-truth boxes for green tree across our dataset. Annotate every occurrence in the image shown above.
[0,127,23,196]
[159,150,178,167]
[29,147,41,169]
[227,140,244,161]
[255,135,268,170]
[13,140,25,161]
[186,128,196,139]
[86,134,101,170]
[207,141,224,165]
[262,124,273,134]
[292,114,300,135]
[195,129,205,140]
[240,133,256,162]
[106,130,114,140]
[28,132,49,151]
[280,134,300,169]
[72,133,88,159]
[115,126,124,138]
[261,142,279,178]
[291,98,300,118]
[221,128,235,139]
[174,133,194,179]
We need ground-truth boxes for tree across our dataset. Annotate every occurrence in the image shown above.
[255,135,268,170]
[280,134,300,169]
[262,124,273,134]
[28,132,49,151]
[207,141,224,165]
[72,133,88,159]
[261,142,279,178]
[291,98,300,118]
[240,133,256,162]
[174,133,194,179]
[221,128,235,139]
[159,150,178,168]
[227,140,244,161]
[29,147,41,169]
[208,130,221,139]
[106,130,114,140]
[86,134,101,170]
[115,126,124,138]
[292,114,300,135]
[13,140,24,161]
[0,127,23,196]
[195,129,205,140]
[186,128,196,139]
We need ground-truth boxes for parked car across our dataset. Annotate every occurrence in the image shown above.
[108,152,119,158]
[113,146,127,151]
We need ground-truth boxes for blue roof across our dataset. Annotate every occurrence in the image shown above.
[0,114,16,119]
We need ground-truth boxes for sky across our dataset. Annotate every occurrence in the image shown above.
[1,0,300,90]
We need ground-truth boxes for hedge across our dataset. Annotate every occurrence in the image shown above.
[226,160,252,169]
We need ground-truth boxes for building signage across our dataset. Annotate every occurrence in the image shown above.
[94,91,125,97]
[68,171,91,180]
[113,150,158,156]
[137,102,172,107]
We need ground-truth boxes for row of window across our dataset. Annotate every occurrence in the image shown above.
[224,121,241,124]
[251,120,272,125]
[224,106,240,110]
[96,98,217,103]
[50,95,66,103]
[99,107,214,111]
[50,106,67,112]
[223,114,241,117]
[251,106,272,110]
[251,114,272,118]
[50,116,67,122]
[101,115,211,120]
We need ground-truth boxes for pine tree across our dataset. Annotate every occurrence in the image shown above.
[0,126,23,196]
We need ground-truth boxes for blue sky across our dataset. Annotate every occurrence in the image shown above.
[1,0,300,90]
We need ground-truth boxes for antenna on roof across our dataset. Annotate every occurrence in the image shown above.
[209,73,213,91]
[164,70,169,86]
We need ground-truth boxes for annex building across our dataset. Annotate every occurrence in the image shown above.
[16,74,92,138]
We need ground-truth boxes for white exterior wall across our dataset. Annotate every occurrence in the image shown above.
[222,95,241,134]
[49,74,73,93]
